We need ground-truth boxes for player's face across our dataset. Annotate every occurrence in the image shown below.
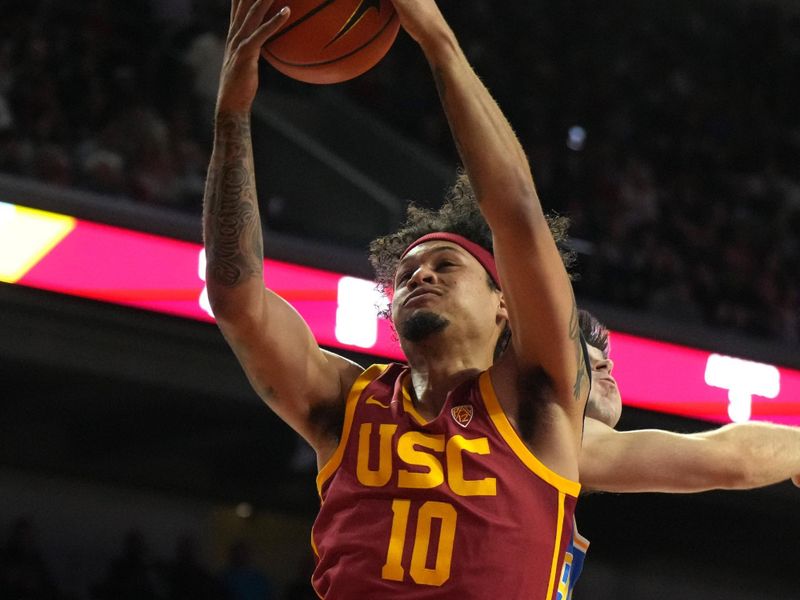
[586,345,622,427]
[391,242,505,347]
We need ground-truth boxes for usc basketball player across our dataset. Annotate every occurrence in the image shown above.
[202,1,590,597]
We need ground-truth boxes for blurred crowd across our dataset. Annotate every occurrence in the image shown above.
[1,0,799,341]
[0,516,317,600]
[350,0,800,342]
[0,0,224,211]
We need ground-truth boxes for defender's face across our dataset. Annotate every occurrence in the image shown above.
[391,241,504,345]
[586,345,622,427]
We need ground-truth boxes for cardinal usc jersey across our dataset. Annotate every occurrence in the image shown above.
[311,363,581,599]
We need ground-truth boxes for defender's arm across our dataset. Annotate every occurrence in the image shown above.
[581,417,800,493]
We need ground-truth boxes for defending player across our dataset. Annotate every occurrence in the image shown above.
[556,309,800,599]
[203,1,589,598]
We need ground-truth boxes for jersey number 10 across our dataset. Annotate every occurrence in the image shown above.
[381,499,458,586]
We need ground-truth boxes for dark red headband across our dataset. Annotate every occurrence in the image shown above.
[400,232,500,288]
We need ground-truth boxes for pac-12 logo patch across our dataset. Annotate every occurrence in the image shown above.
[451,405,474,428]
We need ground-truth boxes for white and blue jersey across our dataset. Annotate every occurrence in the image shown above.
[556,519,590,600]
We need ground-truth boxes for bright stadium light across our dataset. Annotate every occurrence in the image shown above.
[335,276,383,348]
[704,354,781,422]
[567,126,587,151]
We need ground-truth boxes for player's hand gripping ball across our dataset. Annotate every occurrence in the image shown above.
[261,0,400,84]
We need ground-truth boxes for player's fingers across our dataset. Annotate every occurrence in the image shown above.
[231,0,268,37]
[230,0,246,32]
[243,6,290,49]
[249,0,279,31]
[792,474,800,488]
[232,0,277,48]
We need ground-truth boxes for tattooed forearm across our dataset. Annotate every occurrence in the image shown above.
[203,112,264,287]
[568,297,588,401]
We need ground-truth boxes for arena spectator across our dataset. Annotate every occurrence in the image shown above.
[219,541,277,600]
[160,534,222,600]
[92,529,165,600]
[0,516,60,600]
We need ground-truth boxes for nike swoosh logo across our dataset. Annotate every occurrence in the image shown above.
[365,396,391,409]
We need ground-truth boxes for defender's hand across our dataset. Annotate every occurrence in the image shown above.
[217,0,291,114]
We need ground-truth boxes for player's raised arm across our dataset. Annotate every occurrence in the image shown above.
[581,418,800,493]
[390,2,587,406]
[203,0,362,454]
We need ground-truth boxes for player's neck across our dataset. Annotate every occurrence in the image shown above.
[405,340,493,417]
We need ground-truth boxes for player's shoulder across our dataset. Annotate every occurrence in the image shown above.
[580,417,620,464]
[321,350,368,396]
[583,416,616,438]
[335,358,409,404]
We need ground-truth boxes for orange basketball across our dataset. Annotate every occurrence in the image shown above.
[261,0,400,84]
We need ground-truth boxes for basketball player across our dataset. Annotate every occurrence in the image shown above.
[203,0,589,598]
[556,309,800,599]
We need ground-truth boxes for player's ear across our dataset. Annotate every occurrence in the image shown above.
[496,291,509,323]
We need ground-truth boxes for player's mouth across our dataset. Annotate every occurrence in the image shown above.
[403,287,442,307]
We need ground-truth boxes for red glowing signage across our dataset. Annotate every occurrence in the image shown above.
[610,333,799,426]
[0,202,404,360]
[2,201,798,426]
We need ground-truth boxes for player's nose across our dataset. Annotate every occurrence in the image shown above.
[407,264,437,288]
[594,356,613,374]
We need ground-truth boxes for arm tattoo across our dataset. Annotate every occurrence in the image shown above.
[203,113,264,287]
[568,296,588,402]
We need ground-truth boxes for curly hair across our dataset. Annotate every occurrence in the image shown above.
[369,171,575,296]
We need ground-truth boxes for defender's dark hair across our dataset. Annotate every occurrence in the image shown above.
[578,309,610,358]
[369,171,575,297]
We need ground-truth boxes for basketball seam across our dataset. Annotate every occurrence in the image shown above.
[263,12,397,68]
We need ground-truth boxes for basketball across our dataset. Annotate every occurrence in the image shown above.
[261,0,400,84]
